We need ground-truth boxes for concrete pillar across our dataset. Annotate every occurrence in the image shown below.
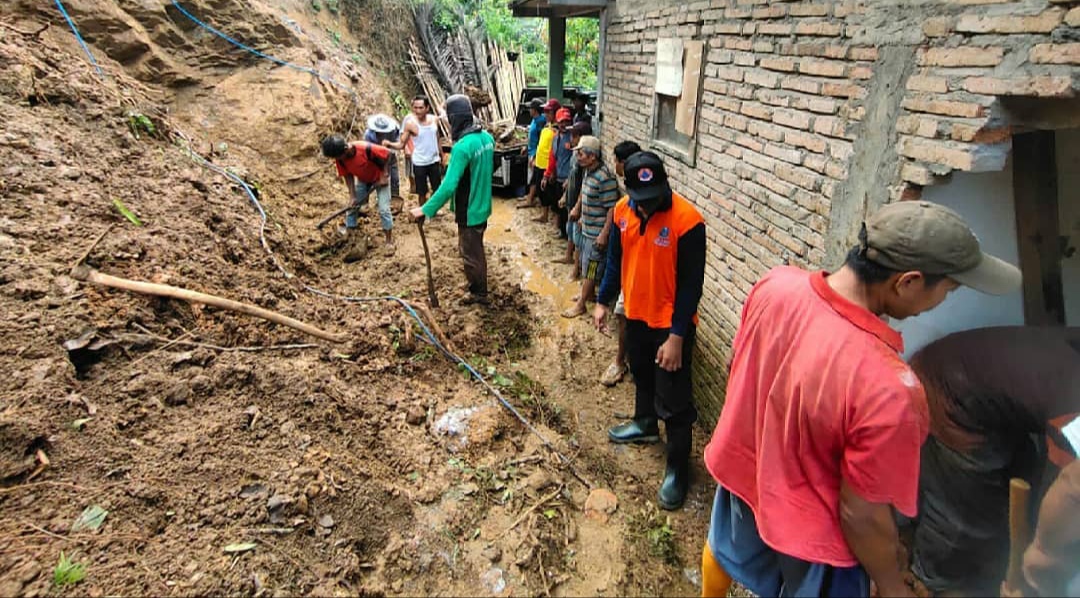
[548,17,566,101]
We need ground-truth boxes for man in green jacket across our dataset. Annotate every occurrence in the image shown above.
[410,94,495,305]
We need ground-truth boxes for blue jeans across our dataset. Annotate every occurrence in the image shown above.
[346,180,392,231]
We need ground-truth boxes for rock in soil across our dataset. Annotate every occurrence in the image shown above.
[405,404,426,425]
[584,488,618,523]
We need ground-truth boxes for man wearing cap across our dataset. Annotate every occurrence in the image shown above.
[528,99,560,222]
[555,121,592,275]
[542,107,576,241]
[906,326,1080,597]
[563,135,617,319]
[699,201,1022,598]
[320,133,395,250]
[409,94,495,305]
[594,151,707,511]
[364,114,402,199]
[517,98,547,209]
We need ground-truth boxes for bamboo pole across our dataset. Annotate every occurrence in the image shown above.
[71,265,347,343]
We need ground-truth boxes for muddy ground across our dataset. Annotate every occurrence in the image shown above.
[0,1,715,596]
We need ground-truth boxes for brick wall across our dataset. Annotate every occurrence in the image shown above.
[599,0,1080,423]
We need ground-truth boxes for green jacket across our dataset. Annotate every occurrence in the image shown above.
[421,130,495,227]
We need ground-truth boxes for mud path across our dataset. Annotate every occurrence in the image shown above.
[0,2,711,595]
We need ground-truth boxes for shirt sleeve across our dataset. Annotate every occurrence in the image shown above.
[842,385,928,517]
[422,143,466,218]
[598,174,620,209]
[671,222,706,337]
[597,221,622,306]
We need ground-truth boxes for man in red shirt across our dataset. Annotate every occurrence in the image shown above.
[321,134,394,250]
[700,201,1022,597]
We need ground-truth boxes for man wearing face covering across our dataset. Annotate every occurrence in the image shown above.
[593,151,707,510]
[410,94,496,305]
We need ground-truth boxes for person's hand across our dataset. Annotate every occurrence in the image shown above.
[541,176,549,190]
[595,236,607,251]
[520,146,526,155]
[593,303,610,334]
[655,335,684,372]
[999,581,1025,598]
[569,206,581,222]
[381,140,393,148]
[409,206,425,222]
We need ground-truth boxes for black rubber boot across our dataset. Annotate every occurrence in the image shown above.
[607,417,660,444]
[658,425,692,510]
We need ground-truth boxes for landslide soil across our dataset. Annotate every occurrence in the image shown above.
[0,1,711,596]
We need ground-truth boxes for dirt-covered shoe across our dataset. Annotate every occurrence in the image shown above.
[608,418,660,444]
[600,362,627,387]
[462,293,491,306]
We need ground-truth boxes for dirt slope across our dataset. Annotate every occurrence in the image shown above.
[0,1,710,596]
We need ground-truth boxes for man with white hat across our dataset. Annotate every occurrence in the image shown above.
[365,113,402,199]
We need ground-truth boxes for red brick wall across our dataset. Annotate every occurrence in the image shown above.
[599,0,1080,422]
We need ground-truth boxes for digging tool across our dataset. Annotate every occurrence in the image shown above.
[1004,477,1033,596]
[316,205,352,230]
[415,218,439,308]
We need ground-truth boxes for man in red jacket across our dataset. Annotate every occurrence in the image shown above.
[321,134,394,250]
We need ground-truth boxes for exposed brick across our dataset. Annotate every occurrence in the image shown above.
[760,57,797,72]
[775,163,822,191]
[785,130,829,153]
[897,137,1009,172]
[753,41,775,54]
[716,65,744,82]
[849,47,879,61]
[713,22,744,34]
[799,59,847,78]
[962,76,1074,97]
[812,115,845,138]
[955,9,1065,34]
[949,122,1012,144]
[756,170,797,197]
[901,96,986,118]
[850,66,874,80]
[752,5,787,18]
[923,17,952,37]
[764,143,804,165]
[822,82,866,99]
[920,47,1004,67]
[746,120,785,142]
[724,113,750,132]
[733,52,757,66]
[746,70,780,88]
[741,102,774,120]
[789,3,830,17]
[794,21,844,37]
[906,75,949,94]
[1030,43,1080,65]
[772,108,811,130]
[781,77,822,94]
[734,132,766,153]
[758,23,794,35]
[807,97,839,114]
[1069,7,1080,28]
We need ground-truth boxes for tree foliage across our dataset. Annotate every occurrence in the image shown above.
[423,0,598,90]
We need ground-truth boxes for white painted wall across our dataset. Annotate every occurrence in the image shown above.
[1057,128,1080,326]
[893,159,1026,358]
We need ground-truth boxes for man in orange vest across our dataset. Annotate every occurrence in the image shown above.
[594,151,706,510]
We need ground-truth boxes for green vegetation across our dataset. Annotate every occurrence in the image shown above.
[53,552,86,587]
[425,0,598,89]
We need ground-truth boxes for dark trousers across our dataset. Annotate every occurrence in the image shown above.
[458,223,488,297]
[413,162,442,198]
[626,319,697,468]
[388,152,400,198]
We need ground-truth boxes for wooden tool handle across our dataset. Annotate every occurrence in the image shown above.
[1006,477,1033,592]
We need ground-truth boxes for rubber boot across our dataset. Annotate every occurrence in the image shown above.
[658,425,692,510]
[607,417,660,444]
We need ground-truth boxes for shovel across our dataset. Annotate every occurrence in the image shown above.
[416,218,439,307]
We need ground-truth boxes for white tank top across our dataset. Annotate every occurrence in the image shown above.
[411,116,440,167]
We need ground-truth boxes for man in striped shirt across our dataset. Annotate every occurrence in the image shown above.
[563,136,619,319]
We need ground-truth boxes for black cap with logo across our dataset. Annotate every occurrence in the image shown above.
[623,151,671,205]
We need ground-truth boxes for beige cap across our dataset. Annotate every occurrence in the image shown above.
[864,201,1021,295]
[572,135,601,152]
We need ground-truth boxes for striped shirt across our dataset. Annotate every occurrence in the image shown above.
[580,163,619,239]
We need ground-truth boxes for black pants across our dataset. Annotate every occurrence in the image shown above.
[626,319,698,428]
[458,223,488,297]
[413,162,442,198]
[912,434,1044,595]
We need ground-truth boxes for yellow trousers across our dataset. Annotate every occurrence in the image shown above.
[702,541,733,597]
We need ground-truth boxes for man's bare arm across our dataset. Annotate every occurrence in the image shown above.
[839,481,913,598]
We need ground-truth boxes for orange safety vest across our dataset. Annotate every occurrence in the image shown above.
[613,191,704,330]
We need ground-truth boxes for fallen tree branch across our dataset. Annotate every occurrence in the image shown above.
[129,326,319,353]
[316,205,351,230]
[71,265,346,343]
[0,21,50,37]
[403,300,454,353]
[498,485,564,539]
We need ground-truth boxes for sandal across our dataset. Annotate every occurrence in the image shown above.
[600,362,627,387]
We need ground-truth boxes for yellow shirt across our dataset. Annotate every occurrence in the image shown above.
[534,126,556,170]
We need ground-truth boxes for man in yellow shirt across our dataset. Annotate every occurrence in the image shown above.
[532,99,559,225]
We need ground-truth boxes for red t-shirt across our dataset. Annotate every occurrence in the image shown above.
[334,141,389,183]
[704,267,929,567]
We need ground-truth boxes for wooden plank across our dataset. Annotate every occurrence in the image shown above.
[1013,130,1065,325]
[675,40,704,136]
